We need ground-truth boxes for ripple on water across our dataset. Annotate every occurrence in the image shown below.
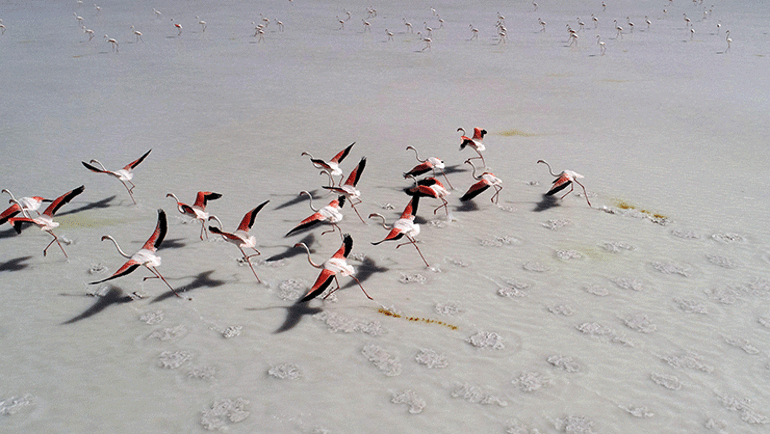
[619,404,654,418]
[158,350,193,369]
[598,241,636,253]
[705,284,746,304]
[451,383,507,406]
[277,279,307,301]
[556,249,583,260]
[584,284,610,297]
[398,273,427,284]
[200,398,250,431]
[622,313,657,333]
[651,261,691,277]
[479,235,521,247]
[612,277,646,292]
[542,218,571,230]
[523,261,549,273]
[188,365,216,380]
[434,301,462,316]
[548,304,575,316]
[711,233,746,243]
[555,415,596,434]
[673,298,709,314]
[497,277,530,298]
[148,324,188,341]
[660,351,714,373]
[222,325,242,339]
[670,228,701,240]
[391,390,426,414]
[724,336,760,355]
[706,254,739,269]
[139,310,164,325]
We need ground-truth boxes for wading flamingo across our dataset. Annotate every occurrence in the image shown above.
[322,157,367,223]
[458,127,487,167]
[369,196,429,267]
[8,185,85,258]
[209,200,270,283]
[166,191,223,240]
[403,145,454,189]
[1,189,49,225]
[460,160,503,204]
[286,192,345,237]
[90,209,180,297]
[537,160,591,207]
[82,149,151,205]
[294,233,372,302]
[301,142,355,187]
[596,35,606,55]
[404,176,450,215]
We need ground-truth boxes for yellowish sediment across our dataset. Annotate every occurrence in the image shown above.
[377,307,458,330]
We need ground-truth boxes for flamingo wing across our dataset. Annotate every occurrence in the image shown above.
[329,142,355,164]
[459,137,475,150]
[343,157,366,187]
[400,196,419,219]
[300,268,335,302]
[404,161,433,178]
[460,180,491,202]
[43,185,85,217]
[472,127,487,140]
[193,191,222,209]
[90,260,141,284]
[8,216,35,233]
[124,149,152,170]
[286,212,324,237]
[209,226,240,242]
[334,234,354,259]
[372,227,404,245]
[546,175,572,196]
[82,161,111,174]
[237,200,269,232]
[143,209,167,251]
[0,203,21,225]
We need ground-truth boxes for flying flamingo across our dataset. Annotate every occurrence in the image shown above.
[537,160,591,207]
[82,148,151,205]
[166,191,223,240]
[403,145,454,189]
[90,209,180,298]
[369,196,429,267]
[301,142,355,187]
[1,189,49,225]
[458,127,487,167]
[322,157,367,223]
[459,159,503,204]
[8,185,85,258]
[209,200,270,283]
[286,192,345,237]
[404,176,450,215]
[294,233,372,302]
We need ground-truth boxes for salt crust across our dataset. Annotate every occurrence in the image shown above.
[361,344,401,376]
[391,390,426,414]
[200,398,250,431]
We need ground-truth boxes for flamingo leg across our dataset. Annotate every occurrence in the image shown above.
[491,186,502,204]
[396,236,430,267]
[43,232,68,259]
[438,170,454,190]
[560,184,575,200]
[199,220,208,240]
[323,275,342,299]
[239,247,262,283]
[121,181,137,204]
[349,275,373,300]
[433,198,449,215]
[144,266,181,297]
[349,201,367,224]
[574,180,592,207]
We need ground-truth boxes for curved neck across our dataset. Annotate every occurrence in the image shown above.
[300,191,318,212]
[89,159,107,171]
[294,243,322,268]
[537,160,558,177]
[465,160,482,180]
[166,193,183,209]
[368,213,390,229]
[406,146,425,163]
[300,152,314,160]
[102,235,132,258]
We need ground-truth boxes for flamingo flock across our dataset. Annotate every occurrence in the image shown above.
[2,127,593,304]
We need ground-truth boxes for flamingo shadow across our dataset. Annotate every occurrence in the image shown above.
[0,256,33,272]
[151,269,226,303]
[61,287,135,324]
[340,257,389,290]
[59,195,117,216]
[0,227,18,239]
[272,189,321,211]
[266,233,316,262]
[158,237,187,250]
[455,200,481,213]
[533,194,560,212]
[273,302,324,333]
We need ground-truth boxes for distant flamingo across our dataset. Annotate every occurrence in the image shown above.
[294,233,372,302]
[0,189,49,225]
[537,160,591,207]
[8,185,85,258]
[362,19,371,32]
[90,209,180,298]
[626,16,635,33]
[404,18,413,33]
[596,35,606,55]
[196,16,206,32]
[322,157,367,223]
[171,19,182,36]
[725,30,731,52]
[166,191,223,240]
[130,25,143,42]
[83,26,94,40]
[82,149,151,205]
[301,142,355,187]
[403,145,454,189]
[336,16,345,30]
[104,34,118,51]
[209,200,270,283]
[404,176,450,215]
[460,160,502,204]
[417,31,431,51]
[613,20,623,39]
[286,192,345,237]
[458,127,487,167]
[385,28,394,41]
[369,196,429,267]
[469,24,479,40]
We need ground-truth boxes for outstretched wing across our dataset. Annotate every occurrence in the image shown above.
[343,157,366,187]
[124,149,152,170]
[209,226,240,242]
[82,161,110,174]
[334,233,353,259]
[330,142,355,164]
[0,203,21,225]
[143,209,167,251]
[472,127,487,140]
[285,212,323,237]
[460,180,490,202]
[372,227,404,245]
[546,175,572,196]
[194,191,222,209]
[44,185,85,217]
[300,269,335,302]
[404,161,432,178]
[400,196,419,219]
[237,200,269,232]
[90,260,141,284]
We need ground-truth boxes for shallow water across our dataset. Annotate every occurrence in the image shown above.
[1,0,769,433]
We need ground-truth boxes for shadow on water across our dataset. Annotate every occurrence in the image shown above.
[0,256,33,272]
[61,287,135,324]
[272,302,324,334]
[59,195,117,216]
[151,269,226,303]
[340,257,388,290]
[454,200,480,213]
[272,189,321,211]
[0,227,19,239]
[266,233,316,262]
[159,237,187,250]
[533,194,560,212]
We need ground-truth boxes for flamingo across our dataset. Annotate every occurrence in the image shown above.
[171,19,182,36]
[82,149,151,205]
[1,189,49,225]
[404,176,450,215]
[613,20,623,39]
[538,18,547,32]
[725,30,731,52]
[469,24,479,40]
[369,196,429,267]
[83,26,94,40]
[592,14,598,29]
[90,209,180,298]
[626,17,635,33]
[596,35,606,55]
[404,18,413,33]
[294,233,372,302]
[276,19,284,32]
[417,31,431,51]
[460,160,502,204]
[362,19,371,32]
[166,191,223,240]
[322,157,367,223]
[8,185,85,258]
[196,16,206,32]
[403,145,454,189]
[537,160,591,207]
[209,200,269,283]
[458,127,487,167]
[336,16,345,30]
[286,192,345,237]
[130,25,143,42]
[301,142,355,187]
[153,8,162,19]
[385,28,394,41]
[645,16,652,30]
[104,34,119,51]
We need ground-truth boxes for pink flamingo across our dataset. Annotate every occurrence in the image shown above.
[1,189,49,225]
[369,196,429,267]
[166,191,223,240]
[294,233,372,302]
[286,192,345,237]
[404,176,450,215]
[90,209,180,297]
[8,185,85,258]
[82,149,151,205]
[403,146,454,189]
[209,200,270,283]
[301,142,355,187]
[537,160,591,207]
[460,160,503,204]
[322,157,367,223]
[458,127,487,167]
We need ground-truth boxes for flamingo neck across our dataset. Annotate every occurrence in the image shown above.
[407,146,425,163]
[102,235,132,259]
[296,243,322,268]
[537,160,558,177]
[89,159,108,171]
[368,213,391,229]
[300,191,318,212]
